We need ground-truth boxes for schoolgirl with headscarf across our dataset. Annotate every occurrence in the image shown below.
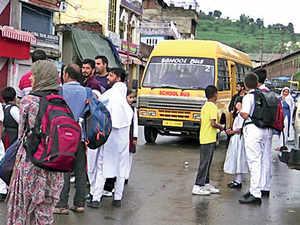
[279,87,295,146]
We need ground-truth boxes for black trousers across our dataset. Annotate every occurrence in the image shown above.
[195,142,216,186]
[57,142,87,208]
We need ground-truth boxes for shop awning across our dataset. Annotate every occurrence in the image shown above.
[119,53,142,65]
[0,27,36,59]
[72,27,121,68]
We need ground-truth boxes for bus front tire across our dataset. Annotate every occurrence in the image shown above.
[144,126,158,144]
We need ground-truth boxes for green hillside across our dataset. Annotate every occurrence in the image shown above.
[196,12,300,54]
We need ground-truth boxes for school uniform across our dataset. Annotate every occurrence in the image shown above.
[1,104,19,149]
[125,107,138,180]
[90,82,133,202]
[258,84,273,193]
[0,105,7,196]
[242,89,265,199]
[224,113,249,177]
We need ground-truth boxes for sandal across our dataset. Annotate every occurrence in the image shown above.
[70,205,85,213]
[53,207,69,215]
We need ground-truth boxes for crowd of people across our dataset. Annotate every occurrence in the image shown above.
[0,50,138,224]
[0,49,297,224]
[192,69,296,205]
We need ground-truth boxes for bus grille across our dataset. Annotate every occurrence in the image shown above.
[158,109,190,119]
[138,95,206,111]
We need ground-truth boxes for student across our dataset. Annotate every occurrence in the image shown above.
[192,85,224,196]
[256,68,273,198]
[0,104,7,201]
[7,60,64,225]
[87,68,132,208]
[224,97,249,188]
[239,72,264,205]
[279,87,295,147]
[1,87,19,149]
[125,90,138,183]
[228,82,245,118]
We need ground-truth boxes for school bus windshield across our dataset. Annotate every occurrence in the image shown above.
[142,56,215,90]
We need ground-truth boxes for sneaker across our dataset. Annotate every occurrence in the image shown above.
[103,191,113,197]
[205,184,220,194]
[192,185,210,195]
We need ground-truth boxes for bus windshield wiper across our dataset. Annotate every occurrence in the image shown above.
[159,85,181,89]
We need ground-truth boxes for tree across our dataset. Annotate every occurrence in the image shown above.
[256,18,264,29]
[208,11,213,17]
[213,10,222,18]
[239,14,249,24]
[287,22,294,34]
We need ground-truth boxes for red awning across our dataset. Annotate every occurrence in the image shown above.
[0,26,36,44]
[0,27,35,60]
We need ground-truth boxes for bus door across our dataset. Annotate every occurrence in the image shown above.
[228,61,237,126]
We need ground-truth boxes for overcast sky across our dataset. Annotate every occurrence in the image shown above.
[197,0,300,33]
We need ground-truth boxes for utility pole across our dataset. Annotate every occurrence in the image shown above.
[280,28,285,76]
[256,30,264,68]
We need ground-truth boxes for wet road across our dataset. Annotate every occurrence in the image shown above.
[1,128,300,225]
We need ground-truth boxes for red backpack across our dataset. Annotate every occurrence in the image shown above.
[25,92,81,172]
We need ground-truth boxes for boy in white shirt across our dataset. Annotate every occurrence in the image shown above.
[239,72,264,205]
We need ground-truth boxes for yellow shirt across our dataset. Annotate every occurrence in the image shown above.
[200,101,218,144]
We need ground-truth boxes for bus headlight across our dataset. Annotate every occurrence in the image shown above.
[140,110,147,116]
[149,111,156,116]
[193,113,201,120]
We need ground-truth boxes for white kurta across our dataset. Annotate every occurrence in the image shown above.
[224,114,249,174]
[90,82,133,201]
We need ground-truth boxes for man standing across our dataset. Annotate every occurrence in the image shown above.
[95,55,109,91]
[255,68,272,198]
[17,50,47,98]
[54,64,88,214]
[87,68,133,208]
[82,58,104,94]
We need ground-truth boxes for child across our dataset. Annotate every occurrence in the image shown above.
[1,87,19,150]
[125,90,138,184]
[0,103,8,201]
[239,72,264,205]
[192,85,224,196]
[224,97,249,189]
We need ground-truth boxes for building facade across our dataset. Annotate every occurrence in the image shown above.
[0,0,62,95]
[142,0,198,39]
[56,0,143,88]
[261,50,300,79]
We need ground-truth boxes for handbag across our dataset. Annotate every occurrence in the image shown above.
[0,140,19,186]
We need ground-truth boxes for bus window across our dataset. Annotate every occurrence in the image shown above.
[217,59,230,91]
[142,56,215,90]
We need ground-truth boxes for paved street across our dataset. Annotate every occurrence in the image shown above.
[1,128,300,225]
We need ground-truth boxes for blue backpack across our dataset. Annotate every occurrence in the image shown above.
[82,88,112,149]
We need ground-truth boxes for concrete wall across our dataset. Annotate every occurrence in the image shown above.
[143,0,198,39]
[55,0,108,35]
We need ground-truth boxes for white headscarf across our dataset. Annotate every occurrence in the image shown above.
[281,87,295,111]
[99,82,133,129]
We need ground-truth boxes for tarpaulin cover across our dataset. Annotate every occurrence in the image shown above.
[71,27,121,68]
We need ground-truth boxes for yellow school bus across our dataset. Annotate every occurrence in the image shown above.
[138,40,253,143]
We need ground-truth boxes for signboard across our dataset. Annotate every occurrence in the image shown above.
[31,31,59,46]
[20,0,65,12]
[121,40,137,54]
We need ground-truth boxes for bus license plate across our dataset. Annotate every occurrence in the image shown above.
[162,120,183,127]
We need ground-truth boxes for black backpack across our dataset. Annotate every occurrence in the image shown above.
[248,89,284,131]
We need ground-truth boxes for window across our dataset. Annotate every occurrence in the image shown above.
[119,20,125,40]
[217,59,230,91]
[143,56,215,90]
[108,0,117,32]
[21,3,53,34]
